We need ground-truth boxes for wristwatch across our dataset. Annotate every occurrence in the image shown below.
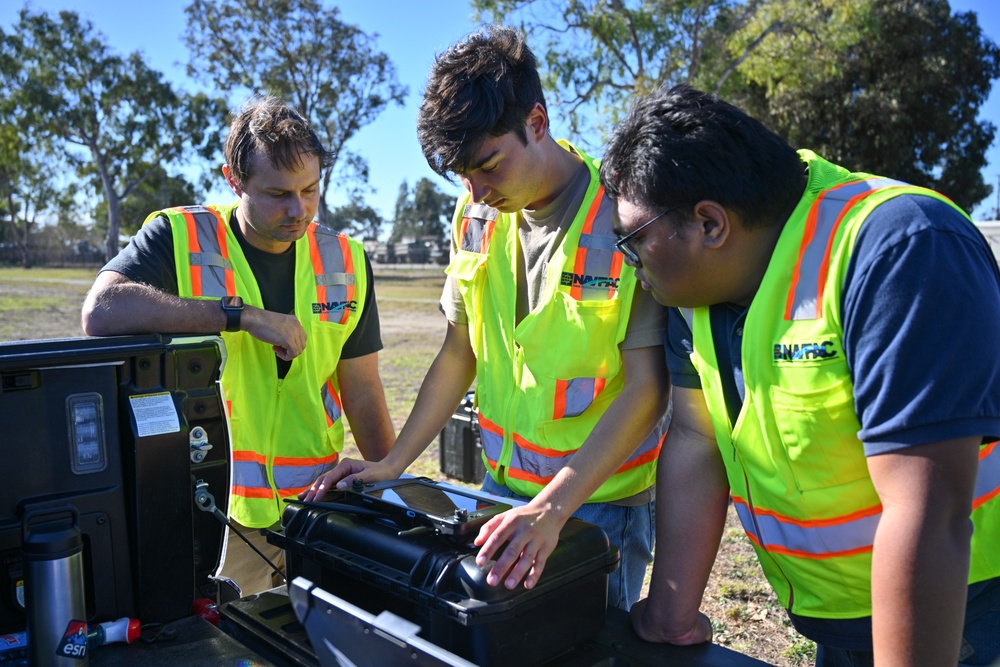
[220,296,244,332]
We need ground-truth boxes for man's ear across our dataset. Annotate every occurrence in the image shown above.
[525,102,548,143]
[693,200,731,249]
[222,165,244,197]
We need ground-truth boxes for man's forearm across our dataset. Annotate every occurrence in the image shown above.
[644,422,729,629]
[82,277,227,335]
[867,438,979,666]
[84,271,308,359]
[632,385,729,643]
[871,509,970,665]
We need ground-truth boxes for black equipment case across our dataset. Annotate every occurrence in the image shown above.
[438,390,485,484]
[270,486,620,667]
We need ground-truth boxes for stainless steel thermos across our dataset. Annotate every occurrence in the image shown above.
[22,507,89,666]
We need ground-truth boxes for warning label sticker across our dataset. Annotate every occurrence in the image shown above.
[129,392,180,437]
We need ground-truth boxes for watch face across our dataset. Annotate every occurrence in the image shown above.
[222,296,243,309]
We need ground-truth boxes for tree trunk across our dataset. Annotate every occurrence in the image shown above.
[317,168,334,227]
[92,148,122,262]
[104,192,122,262]
[8,191,31,269]
[19,214,30,269]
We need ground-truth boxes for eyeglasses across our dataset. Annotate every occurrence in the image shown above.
[614,203,684,266]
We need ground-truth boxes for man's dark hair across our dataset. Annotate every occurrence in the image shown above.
[417,25,546,178]
[600,85,805,230]
[224,95,333,186]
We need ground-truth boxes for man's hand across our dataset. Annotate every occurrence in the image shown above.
[630,597,713,645]
[242,307,307,360]
[299,458,400,502]
[473,501,565,590]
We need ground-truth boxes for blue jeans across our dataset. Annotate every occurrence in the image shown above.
[480,475,654,611]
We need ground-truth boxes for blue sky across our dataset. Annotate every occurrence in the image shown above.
[3,0,999,221]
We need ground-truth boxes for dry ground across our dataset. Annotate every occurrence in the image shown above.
[0,265,813,666]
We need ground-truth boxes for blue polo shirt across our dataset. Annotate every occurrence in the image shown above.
[665,194,1000,649]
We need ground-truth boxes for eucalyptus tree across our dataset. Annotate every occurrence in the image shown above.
[390,178,454,243]
[475,0,1000,212]
[92,168,201,238]
[5,8,227,260]
[0,125,56,268]
[327,202,385,239]
[732,0,1000,212]
[184,0,408,227]
[472,0,783,144]
[0,22,58,267]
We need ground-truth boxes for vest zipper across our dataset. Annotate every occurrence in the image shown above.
[497,341,524,485]
[731,390,795,605]
[268,378,285,512]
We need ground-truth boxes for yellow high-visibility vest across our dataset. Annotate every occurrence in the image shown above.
[149,204,368,527]
[688,152,1000,618]
[446,144,666,502]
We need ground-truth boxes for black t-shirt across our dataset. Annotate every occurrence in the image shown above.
[102,211,383,378]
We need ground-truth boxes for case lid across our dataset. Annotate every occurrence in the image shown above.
[276,491,619,624]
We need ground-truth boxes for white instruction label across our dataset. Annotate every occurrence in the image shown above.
[129,392,180,437]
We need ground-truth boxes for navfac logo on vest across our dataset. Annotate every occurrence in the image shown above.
[560,272,619,289]
[312,300,357,314]
[773,340,839,362]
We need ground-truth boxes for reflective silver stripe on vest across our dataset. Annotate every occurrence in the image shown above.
[317,272,355,287]
[480,410,665,483]
[509,441,568,482]
[630,415,668,463]
[186,205,232,298]
[233,460,270,493]
[733,497,880,558]
[460,204,498,253]
[578,232,617,252]
[321,379,342,426]
[574,191,622,297]
[975,441,1000,508]
[562,377,602,418]
[272,459,338,493]
[577,188,621,280]
[479,418,503,467]
[733,443,1000,558]
[312,229,352,304]
[787,178,906,321]
[478,415,565,480]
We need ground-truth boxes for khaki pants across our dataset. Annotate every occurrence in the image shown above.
[217,522,286,596]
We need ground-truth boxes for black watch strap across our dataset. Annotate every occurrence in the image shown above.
[221,296,243,333]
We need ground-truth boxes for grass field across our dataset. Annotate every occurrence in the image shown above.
[0,265,813,666]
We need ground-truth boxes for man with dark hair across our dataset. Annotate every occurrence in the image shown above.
[600,84,1000,665]
[82,95,394,595]
[305,25,671,611]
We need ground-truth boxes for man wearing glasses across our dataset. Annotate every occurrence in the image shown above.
[303,25,670,611]
[613,204,685,265]
[601,85,1000,666]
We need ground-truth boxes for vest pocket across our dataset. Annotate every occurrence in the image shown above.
[307,306,355,359]
[445,250,487,281]
[770,378,869,493]
[517,292,623,380]
[447,250,489,354]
